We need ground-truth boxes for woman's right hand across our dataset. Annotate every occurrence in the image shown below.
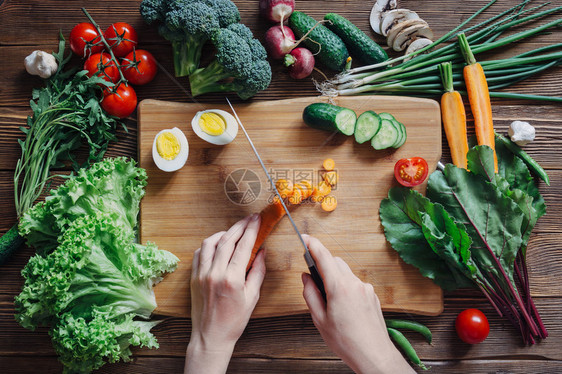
[300,234,415,374]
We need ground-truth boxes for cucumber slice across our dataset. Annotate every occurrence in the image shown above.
[303,102,356,135]
[393,122,407,148]
[378,112,396,121]
[354,111,381,144]
[371,119,400,150]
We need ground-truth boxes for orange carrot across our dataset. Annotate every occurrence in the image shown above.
[323,171,339,186]
[322,158,335,171]
[289,184,304,205]
[311,181,332,202]
[458,33,498,172]
[439,62,469,169]
[321,195,337,212]
[246,200,286,271]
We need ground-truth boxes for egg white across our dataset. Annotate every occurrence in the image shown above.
[152,127,189,172]
[191,109,239,145]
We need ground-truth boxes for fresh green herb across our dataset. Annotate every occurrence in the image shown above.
[15,158,178,373]
[319,0,562,102]
[379,142,548,344]
[0,34,122,264]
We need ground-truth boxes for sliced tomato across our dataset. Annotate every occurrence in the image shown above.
[394,157,429,187]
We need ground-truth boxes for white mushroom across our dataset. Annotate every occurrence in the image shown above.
[392,23,434,52]
[386,18,427,49]
[24,50,57,79]
[369,0,398,36]
[380,9,420,37]
[404,38,433,61]
[508,120,535,146]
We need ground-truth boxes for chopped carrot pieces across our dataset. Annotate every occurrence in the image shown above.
[323,171,339,186]
[289,184,304,205]
[323,158,335,171]
[275,179,293,198]
[321,195,337,212]
[311,181,331,202]
[298,180,313,199]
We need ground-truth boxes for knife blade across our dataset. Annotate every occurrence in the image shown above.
[226,98,326,301]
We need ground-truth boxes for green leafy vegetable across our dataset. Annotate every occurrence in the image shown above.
[380,145,548,344]
[15,158,178,372]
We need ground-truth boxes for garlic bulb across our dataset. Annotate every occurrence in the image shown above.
[508,120,535,146]
[24,50,58,79]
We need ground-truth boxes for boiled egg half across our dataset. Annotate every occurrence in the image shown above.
[152,127,189,172]
[191,109,238,145]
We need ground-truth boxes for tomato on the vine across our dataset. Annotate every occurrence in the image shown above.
[101,83,137,119]
[70,23,103,58]
[84,52,120,83]
[122,50,158,85]
[455,309,490,344]
[104,22,138,58]
[394,157,429,187]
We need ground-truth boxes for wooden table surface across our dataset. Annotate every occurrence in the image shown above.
[1,0,560,372]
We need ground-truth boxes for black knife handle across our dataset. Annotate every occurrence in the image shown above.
[308,264,327,302]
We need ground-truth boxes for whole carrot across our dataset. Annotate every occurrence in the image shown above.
[438,62,469,169]
[246,199,286,271]
[458,33,498,172]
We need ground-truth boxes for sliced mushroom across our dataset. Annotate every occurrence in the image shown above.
[380,9,420,37]
[386,18,428,49]
[404,38,433,61]
[369,0,398,35]
[392,23,434,52]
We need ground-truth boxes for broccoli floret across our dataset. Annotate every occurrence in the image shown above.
[188,24,272,100]
[139,0,240,76]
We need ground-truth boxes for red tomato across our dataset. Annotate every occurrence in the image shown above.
[84,52,120,83]
[101,83,137,119]
[104,22,138,57]
[122,50,158,85]
[394,157,429,187]
[455,309,490,344]
[70,23,103,57]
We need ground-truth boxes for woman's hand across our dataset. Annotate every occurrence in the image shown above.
[301,234,415,374]
[185,214,266,374]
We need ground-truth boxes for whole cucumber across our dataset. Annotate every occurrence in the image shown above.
[288,11,349,72]
[324,13,388,66]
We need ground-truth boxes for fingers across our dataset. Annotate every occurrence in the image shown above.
[302,272,326,325]
[198,231,226,275]
[302,234,339,284]
[229,213,261,273]
[212,215,253,273]
[246,249,267,303]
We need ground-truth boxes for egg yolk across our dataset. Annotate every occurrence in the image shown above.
[199,112,226,136]
[156,132,181,160]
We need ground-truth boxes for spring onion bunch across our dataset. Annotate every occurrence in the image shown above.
[318,0,562,102]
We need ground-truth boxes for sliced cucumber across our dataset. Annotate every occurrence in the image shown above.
[354,111,381,144]
[392,121,407,148]
[378,112,396,121]
[303,102,356,135]
[371,119,400,150]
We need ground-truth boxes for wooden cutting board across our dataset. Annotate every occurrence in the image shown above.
[138,96,443,318]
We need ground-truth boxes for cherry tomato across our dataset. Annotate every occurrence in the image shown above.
[69,23,103,58]
[84,52,120,83]
[122,50,158,85]
[104,22,138,58]
[394,157,429,187]
[101,83,137,119]
[455,308,490,344]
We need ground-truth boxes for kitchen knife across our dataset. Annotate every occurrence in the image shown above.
[226,98,327,301]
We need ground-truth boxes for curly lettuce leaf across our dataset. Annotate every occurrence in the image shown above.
[19,157,147,254]
[50,308,159,374]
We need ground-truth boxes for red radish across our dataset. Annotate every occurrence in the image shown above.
[284,47,315,79]
[264,25,298,60]
[259,0,295,24]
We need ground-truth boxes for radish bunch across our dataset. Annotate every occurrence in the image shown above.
[260,0,315,80]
